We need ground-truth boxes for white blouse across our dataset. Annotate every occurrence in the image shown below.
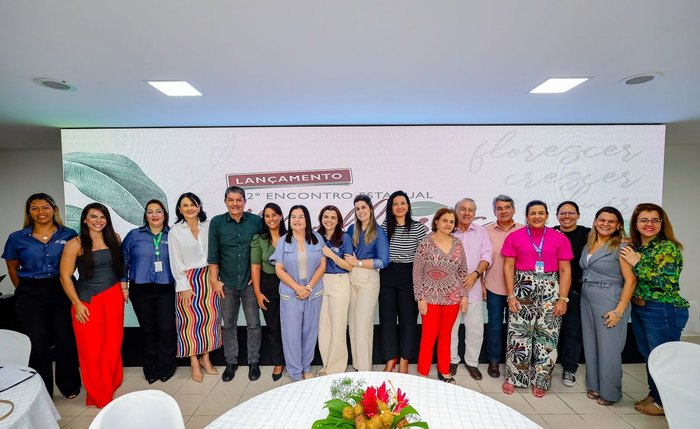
[168,221,209,292]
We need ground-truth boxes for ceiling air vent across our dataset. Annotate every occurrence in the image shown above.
[33,78,77,91]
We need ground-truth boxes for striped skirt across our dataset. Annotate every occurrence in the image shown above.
[175,266,222,357]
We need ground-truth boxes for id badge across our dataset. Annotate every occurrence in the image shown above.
[535,260,544,274]
[154,260,163,273]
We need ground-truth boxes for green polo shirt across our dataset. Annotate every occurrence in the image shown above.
[207,211,263,290]
[251,234,277,275]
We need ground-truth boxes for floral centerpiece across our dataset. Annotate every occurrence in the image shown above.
[312,377,428,429]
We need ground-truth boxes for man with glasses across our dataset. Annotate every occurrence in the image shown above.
[483,195,523,378]
[554,201,591,387]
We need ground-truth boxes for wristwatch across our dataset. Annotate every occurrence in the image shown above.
[558,296,570,303]
[358,260,363,267]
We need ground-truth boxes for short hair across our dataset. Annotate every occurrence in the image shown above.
[224,186,246,202]
[455,198,477,211]
[525,200,549,216]
[142,199,169,228]
[174,192,207,223]
[284,205,318,245]
[556,201,580,214]
[431,208,457,232]
[492,194,514,213]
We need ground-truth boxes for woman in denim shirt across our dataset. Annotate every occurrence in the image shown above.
[270,205,326,381]
[344,195,390,371]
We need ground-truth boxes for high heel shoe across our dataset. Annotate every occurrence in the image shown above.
[199,358,218,375]
[191,366,204,383]
[398,358,409,374]
[272,365,285,381]
[383,358,397,372]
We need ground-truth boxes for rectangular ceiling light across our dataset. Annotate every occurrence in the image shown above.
[147,81,202,96]
[529,78,588,94]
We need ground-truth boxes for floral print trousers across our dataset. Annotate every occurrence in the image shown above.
[505,270,562,390]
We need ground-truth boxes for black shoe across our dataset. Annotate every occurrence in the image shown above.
[159,373,174,383]
[147,377,158,385]
[449,363,458,376]
[222,363,238,382]
[272,366,284,381]
[248,363,261,381]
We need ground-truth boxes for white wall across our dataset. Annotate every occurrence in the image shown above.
[1,139,699,333]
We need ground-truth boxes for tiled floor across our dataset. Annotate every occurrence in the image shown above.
[53,363,669,429]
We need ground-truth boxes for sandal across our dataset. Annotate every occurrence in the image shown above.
[635,395,653,406]
[198,358,218,375]
[441,375,456,384]
[502,381,515,395]
[531,385,546,398]
[65,391,80,400]
[383,358,397,372]
[635,401,664,416]
[586,390,600,400]
[597,397,615,406]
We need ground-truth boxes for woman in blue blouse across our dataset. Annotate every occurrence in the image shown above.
[317,205,354,375]
[2,193,81,398]
[121,199,177,384]
[344,195,390,371]
[270,205,326,381]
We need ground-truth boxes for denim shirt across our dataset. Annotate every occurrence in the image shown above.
[324,232,354,274]
[346,224,390,269]
[270,231,325,301]
[2,226,77,279]
[121,225,175,285]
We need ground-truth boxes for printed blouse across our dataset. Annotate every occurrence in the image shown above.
[412,233,468,305]
[632,238,688,308]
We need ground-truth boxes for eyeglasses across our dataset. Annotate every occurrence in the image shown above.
[638,218,661,225]
[557,211,577,216]
[146,210,164,216]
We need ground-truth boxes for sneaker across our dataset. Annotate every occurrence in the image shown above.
[562,371,576,387]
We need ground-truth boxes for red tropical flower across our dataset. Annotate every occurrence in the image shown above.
[394,388,409,413]
[361,386,378,417]
[377,382,389,404]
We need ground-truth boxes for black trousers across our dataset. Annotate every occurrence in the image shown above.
[558,290,583,373]
[129,282,177,379]
[379,262,419,361]
[15,277,81,397]
[260,271,285,366]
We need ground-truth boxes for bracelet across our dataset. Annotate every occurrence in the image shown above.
[507,295,516,301]
[612,310,623,318]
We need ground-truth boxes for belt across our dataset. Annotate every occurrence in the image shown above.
[631,297,646,307]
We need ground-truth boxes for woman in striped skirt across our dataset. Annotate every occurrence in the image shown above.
[168,192,222,382]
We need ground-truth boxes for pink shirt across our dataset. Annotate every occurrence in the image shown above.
[501,226,573,272]
[452,222,493,302]
[484,222,523,295]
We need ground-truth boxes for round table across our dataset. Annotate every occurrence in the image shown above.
[0,364,60,429]
[206,371,541,428]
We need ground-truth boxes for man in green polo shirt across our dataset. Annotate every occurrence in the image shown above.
[208,186,263,382]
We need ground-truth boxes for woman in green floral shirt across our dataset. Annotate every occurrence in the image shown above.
[620,203,688,417]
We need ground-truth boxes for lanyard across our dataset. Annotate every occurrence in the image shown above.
[526,226,546,260]
[152,231,163,259]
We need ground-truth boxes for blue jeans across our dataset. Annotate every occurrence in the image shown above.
[631,301,688,406]
[486,290,508,363]
[221,286,262,364]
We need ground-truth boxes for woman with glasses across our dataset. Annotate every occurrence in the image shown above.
[579,207,636,406]
[621,203,688,416]
[121,199,177,384]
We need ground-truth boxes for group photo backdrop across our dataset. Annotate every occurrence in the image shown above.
[61,125,665,326]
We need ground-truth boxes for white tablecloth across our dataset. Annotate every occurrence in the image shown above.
[0,365,60,429]
[206,372,540,428]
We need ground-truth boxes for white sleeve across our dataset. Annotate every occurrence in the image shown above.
[168,228,191,293]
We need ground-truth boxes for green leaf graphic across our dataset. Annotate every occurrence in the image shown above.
[66,204,82,233]
[411,201,447,217]
[63,152,168,225]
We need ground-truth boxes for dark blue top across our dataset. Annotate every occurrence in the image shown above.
[2,225,77,279]
[324,232,354,274]
[121,226,175,284]
[346,224,390,269]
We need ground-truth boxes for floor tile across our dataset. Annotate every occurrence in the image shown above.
[555,392,615,415]
[485,391,536,415]
[522,391,576,415]
[540,414,590,428]
[185,415,218,429]
[581,414,635,429]
[171,393,207,416]
[61,416,95,429]
[619,413,668,429]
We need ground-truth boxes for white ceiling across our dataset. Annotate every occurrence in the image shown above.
[2,1,700,149]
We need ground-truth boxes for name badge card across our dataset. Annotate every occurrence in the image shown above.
[154,261,163,273]
[535,260,544,273]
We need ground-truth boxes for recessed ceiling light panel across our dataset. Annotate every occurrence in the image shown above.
[147,81,202,96]
[529,78,589,94]
[33,78,77,91]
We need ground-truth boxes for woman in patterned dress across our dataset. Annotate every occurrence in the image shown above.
[168,192,222,383]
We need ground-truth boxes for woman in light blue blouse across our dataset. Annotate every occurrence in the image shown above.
[121,199,177,384]
[270,205,326,381]
[344,195,390,371]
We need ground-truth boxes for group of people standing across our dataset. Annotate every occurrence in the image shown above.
[2,188,688,417]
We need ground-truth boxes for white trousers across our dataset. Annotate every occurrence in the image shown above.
[450,300,484,366]
[348,268,380,371]
[318,273,351,374]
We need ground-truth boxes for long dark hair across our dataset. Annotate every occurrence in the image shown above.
[285,205,318,245]
[23,193,64,228]
[629,203,683,250]
[142,199,169,228]
[318,205,345,247]
[79,203,123,279]
[385,190,414,241]
[261,202,286,244]
[174,192,207,224]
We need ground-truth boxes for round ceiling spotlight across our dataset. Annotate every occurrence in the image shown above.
[33,78,77,91]
[620,73,662,86]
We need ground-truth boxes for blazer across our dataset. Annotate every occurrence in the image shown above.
[579,243,627,286]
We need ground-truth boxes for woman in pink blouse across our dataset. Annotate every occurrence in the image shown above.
[413,208,468,384]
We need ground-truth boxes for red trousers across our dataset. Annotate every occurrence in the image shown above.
[72,283,124,408]
[418,303,459,376]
